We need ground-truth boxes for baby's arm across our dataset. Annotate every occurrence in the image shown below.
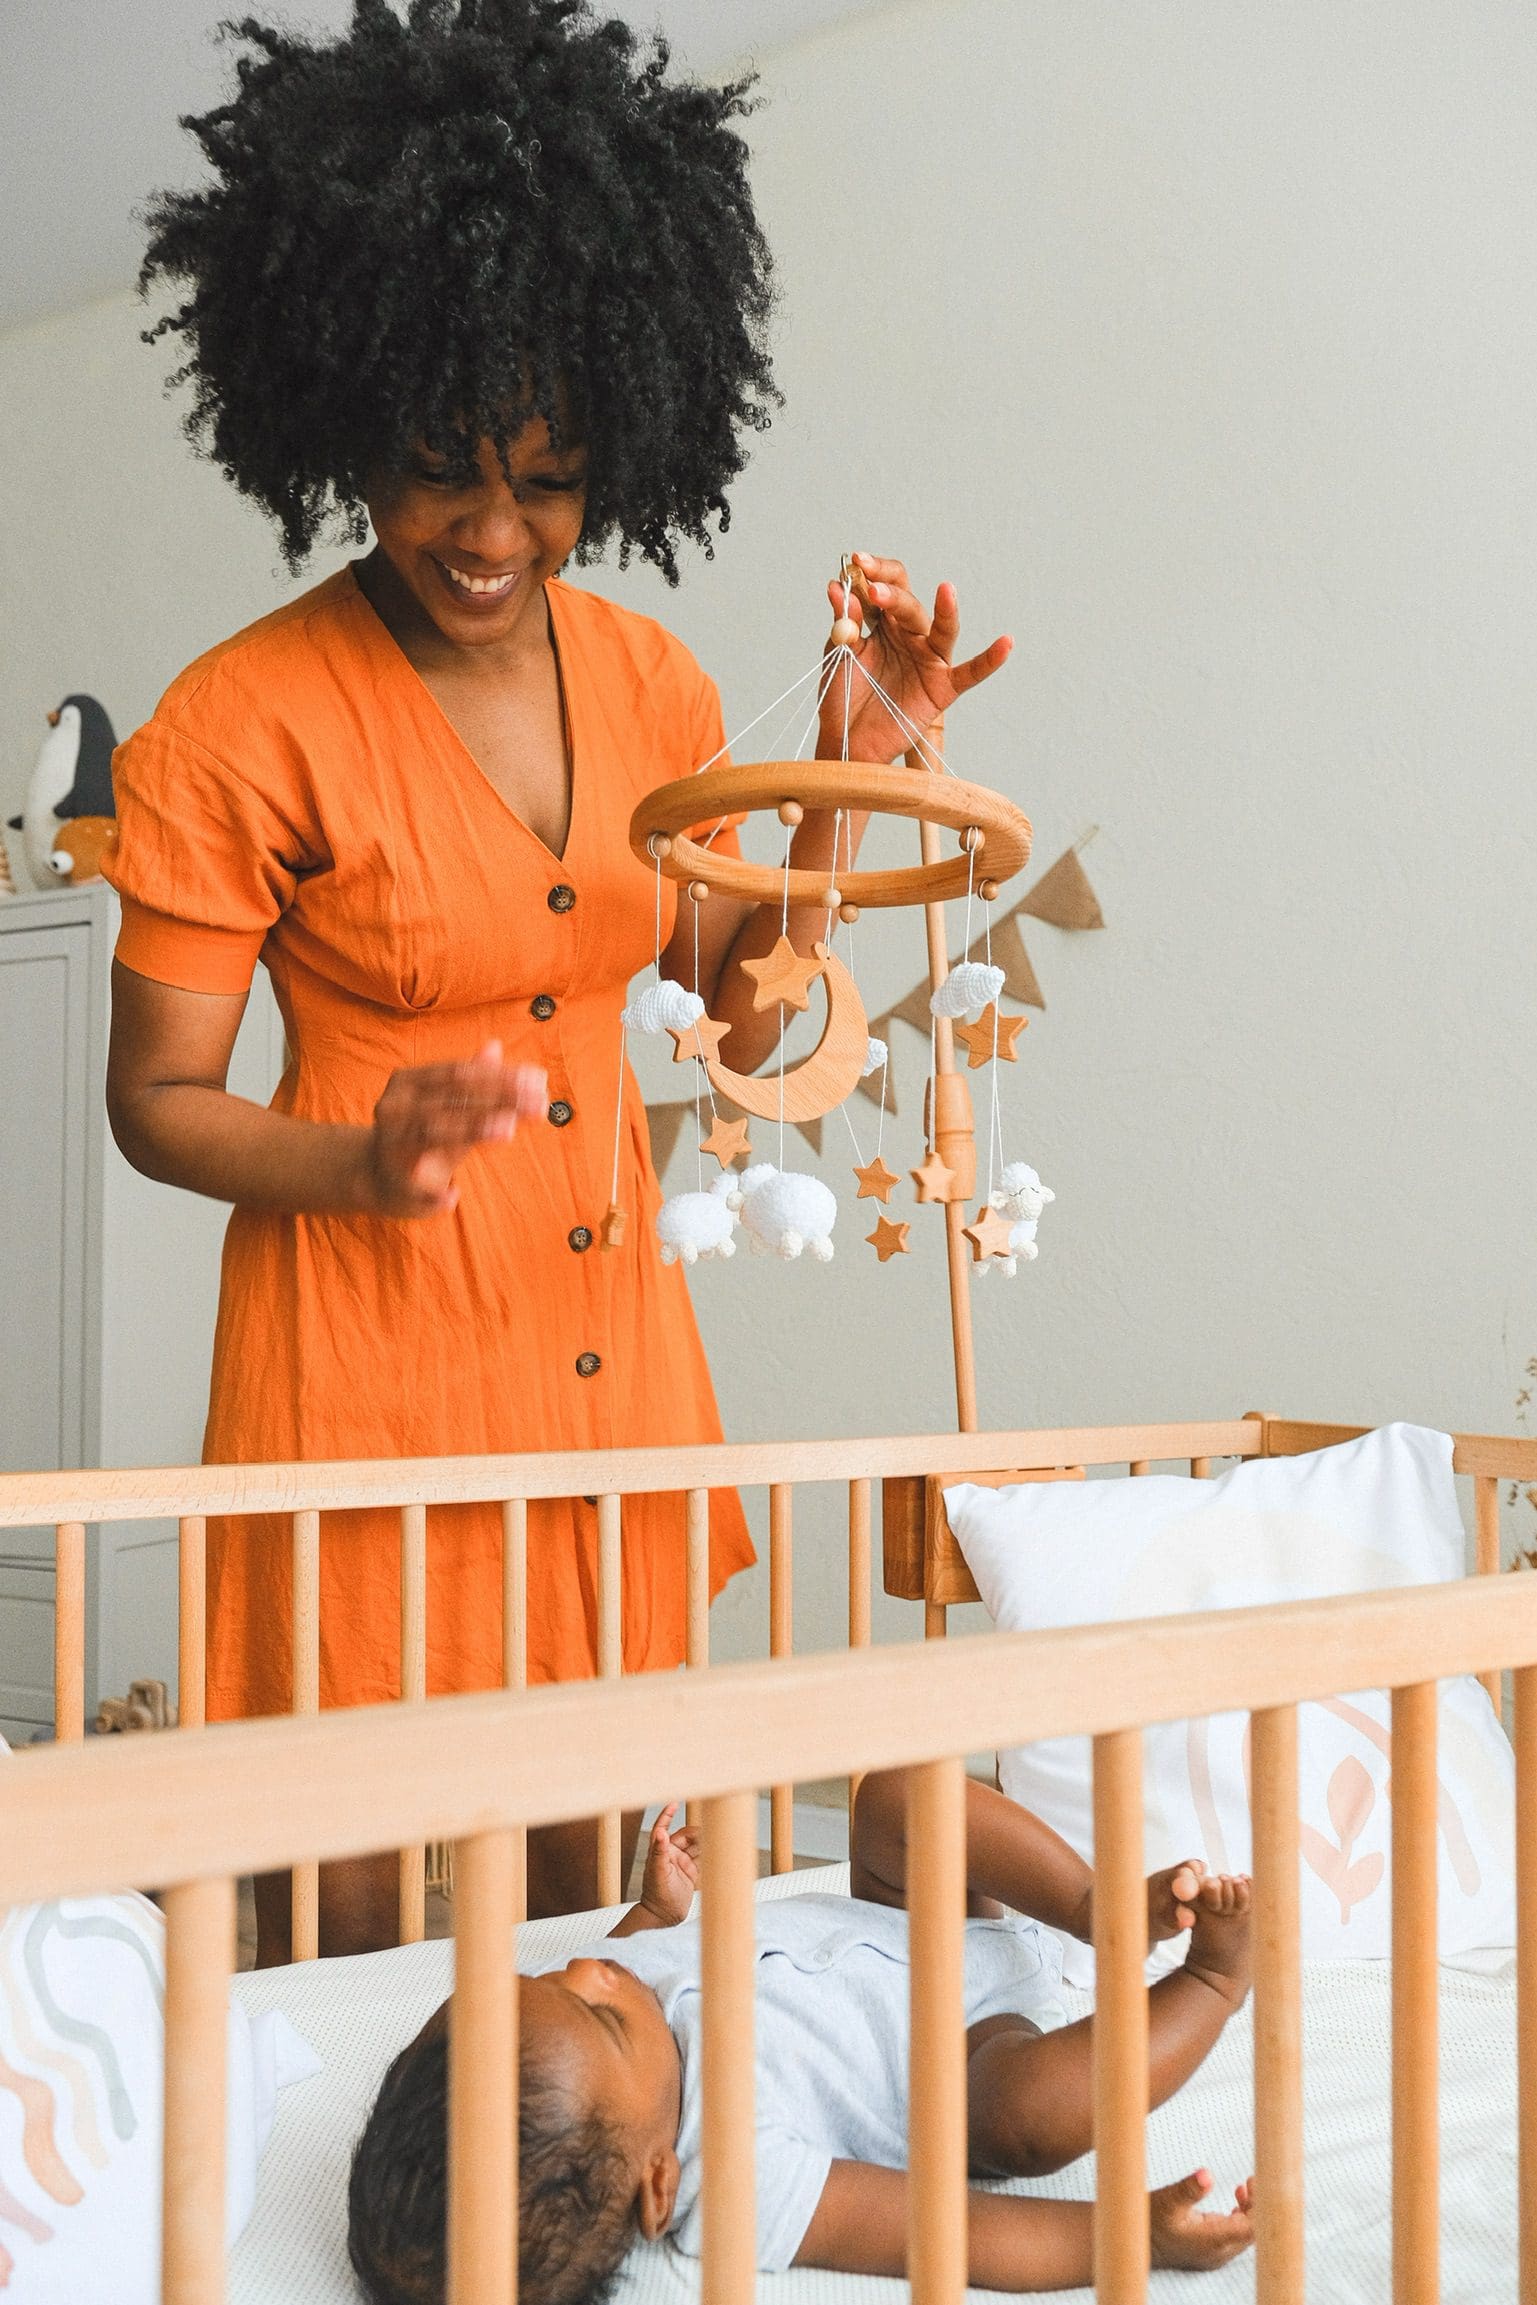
[795,2161,1253,2288]
[609,1803,699,1937]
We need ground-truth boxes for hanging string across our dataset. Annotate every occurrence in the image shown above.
[690,660,830,778]
[984,901,1005,1202]
[652,842,664,977]
[608,1013,627,1209]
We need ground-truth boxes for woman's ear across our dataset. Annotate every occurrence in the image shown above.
[635,2145,681,2241]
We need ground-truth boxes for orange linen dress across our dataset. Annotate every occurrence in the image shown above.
[107,567,754,1719]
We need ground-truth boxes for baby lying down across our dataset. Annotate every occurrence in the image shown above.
[348,1772,1254,2300]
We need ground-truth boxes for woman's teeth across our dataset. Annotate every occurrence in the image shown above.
[441,564,519,597]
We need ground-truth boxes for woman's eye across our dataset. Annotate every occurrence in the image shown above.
[528,473,587,496]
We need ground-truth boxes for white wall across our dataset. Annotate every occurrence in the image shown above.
[4,0,1536,1661]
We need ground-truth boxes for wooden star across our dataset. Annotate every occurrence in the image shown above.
[601,1203,629,1249]
[740,934,826,1016]
[952,1004,1030,1069]
[909,1150,957,1205]
[668,1013,732,1064]
[853,1156,900,1204]
[962,1203,1017,1263]
[700,1114,751,1168]
[866,1215,911,1262]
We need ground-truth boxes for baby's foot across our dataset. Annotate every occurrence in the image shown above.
[1183,1873,1252,2009]
[1146,1859,1207,1948]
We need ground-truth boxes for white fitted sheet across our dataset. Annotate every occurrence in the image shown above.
[232,1865,1519,2303]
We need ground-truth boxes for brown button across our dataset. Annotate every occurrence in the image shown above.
[547,884,577,914]
[530,994,556,1021]
[575,1352,602,1378]
[548,1100,573,1128]
[568,1225,593,1252]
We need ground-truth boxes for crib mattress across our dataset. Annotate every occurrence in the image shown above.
[231,1865,1519,2303]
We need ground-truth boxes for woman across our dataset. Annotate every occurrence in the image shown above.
[107,0,1008,1958]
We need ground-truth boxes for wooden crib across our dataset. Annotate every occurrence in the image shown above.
[0,1411,1533,2305]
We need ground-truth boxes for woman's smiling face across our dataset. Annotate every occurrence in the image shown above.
[364,415,588,653]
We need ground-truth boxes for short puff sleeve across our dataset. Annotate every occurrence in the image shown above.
[106,719,317,996]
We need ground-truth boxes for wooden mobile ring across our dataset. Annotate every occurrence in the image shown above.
[629,758,1032,912]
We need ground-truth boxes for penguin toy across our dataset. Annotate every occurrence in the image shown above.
[8,695,119,887]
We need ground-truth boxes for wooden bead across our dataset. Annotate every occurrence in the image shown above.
[960,825,984,853]
[688,880,710,903]
[839,902,861,924]
[821,887,842,910]
[829,617,861,648]
[777,800,804,827]
[647,832,672,859]
[978,879,1000,903]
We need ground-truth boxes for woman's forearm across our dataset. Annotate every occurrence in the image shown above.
[110,1079,378,1215]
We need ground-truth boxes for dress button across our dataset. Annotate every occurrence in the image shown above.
[568,1225,593,1252]
[575,1352,602,1378]
[548,884,577,914]
[548,1100,573,1128]
[530,994,556,1021]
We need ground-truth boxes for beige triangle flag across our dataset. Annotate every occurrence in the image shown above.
[646,1101,689,1177]
[964,913,1045,1011]
[1018,846,1105,931]
[888,981,936,1035]
[791,1115,825,1157]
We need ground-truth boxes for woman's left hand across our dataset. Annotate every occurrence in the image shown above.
[818,552,1012,764]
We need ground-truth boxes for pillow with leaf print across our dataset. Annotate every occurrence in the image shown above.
[0,1736,320,2301]
[945,1424,1515,1987]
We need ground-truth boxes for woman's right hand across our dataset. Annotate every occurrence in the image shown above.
[364,1041,548,1216]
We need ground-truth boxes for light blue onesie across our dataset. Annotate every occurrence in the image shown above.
[541,1892,1066,2270]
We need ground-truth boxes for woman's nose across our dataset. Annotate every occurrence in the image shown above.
[451,482,534,564]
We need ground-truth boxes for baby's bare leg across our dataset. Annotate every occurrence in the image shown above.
[968,1877,1253,2180]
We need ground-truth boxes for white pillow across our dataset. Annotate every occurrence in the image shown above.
[945,1424,1516,1984]
[0,1789,320,2299]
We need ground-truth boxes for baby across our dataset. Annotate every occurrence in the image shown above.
[349,1772,1254,2301]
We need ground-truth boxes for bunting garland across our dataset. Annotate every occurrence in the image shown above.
[644,834,1103,1175]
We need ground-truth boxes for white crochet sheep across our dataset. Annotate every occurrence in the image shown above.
[728,1163,837,1263]
[977,1161,1056,1279]
[656,1186,737,1266]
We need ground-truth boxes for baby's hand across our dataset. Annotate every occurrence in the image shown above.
[638,1802,700,1926]
[1149,2170,1254,2270]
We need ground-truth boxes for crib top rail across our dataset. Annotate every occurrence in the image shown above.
[3,1566,1535,1909]
[5,1416,1533,1529]
[0,1419,1267,1526]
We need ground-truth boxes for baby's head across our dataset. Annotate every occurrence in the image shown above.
[349,1957,683,2305]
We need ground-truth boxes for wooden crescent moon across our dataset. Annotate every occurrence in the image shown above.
[707,943,870,1124]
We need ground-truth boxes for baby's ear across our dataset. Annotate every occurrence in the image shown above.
[635,2145,680,2241]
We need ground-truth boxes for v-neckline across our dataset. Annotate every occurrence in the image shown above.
[348,562,580,869]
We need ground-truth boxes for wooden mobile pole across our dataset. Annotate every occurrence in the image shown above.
[912,718,981,1439]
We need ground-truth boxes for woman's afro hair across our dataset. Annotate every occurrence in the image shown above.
[141,0,778,575]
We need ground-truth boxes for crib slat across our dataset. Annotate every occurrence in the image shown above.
[770,1484,794,1874]
[848,1480,872,1814]
[399,1503,428,1945]
[924,1600,948,1640]
[448,1829,518,2305]
[501,1501,529,1920]
[597,1494,623,1906]
[53,1520,85,1742]
[701,1789,756,2305]
[177,1516,206,1730]
[908,1756,967,2305]
[1190,1457,1212,1479]
[1475,1476,1502,1711]
[1251,1704,1305,2301]
[291,1509,322,1961]
[502,1499,527,1691]
[162,1875,235,2305]
[1092,1727,1149,2303]
[1391,1680,1439,2305]
[686,1488,711,1836]
[1129,1461,1150,1477]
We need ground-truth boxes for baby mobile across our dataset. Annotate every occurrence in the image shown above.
[605,559,1066,1422]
